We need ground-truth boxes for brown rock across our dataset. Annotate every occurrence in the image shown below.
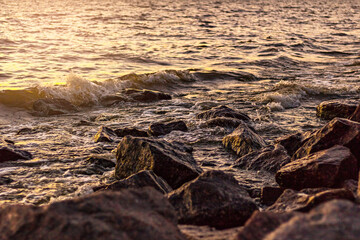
[122,88,171,102]
[149,120,188,136]
[167,170,258,229]
[267,188,355,212]
[115,136,202,189]
[0,140,32,162]
[98,170,173,194]
[292,118,360,161]
[316,100,357,120]
[196,105,250,122]
[93,126,116,143]
[260,186,285,205]
[264,200,360,240]
[179,225,241,240]
[114,127,149,137]
[0,188,186,240]
[99,94,127,106]
[276,145,358,190]
[275,130,314,156]
[233,211,299,240]
[233,144,290,173]
[223,122,266,156]
[201,117,243,129]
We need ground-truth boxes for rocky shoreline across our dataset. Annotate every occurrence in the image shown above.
[1,92,360,240]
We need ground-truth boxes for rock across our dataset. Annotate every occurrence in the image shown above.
[233,211,299,240]
[0,188,186,240]
[316,100,357,120]
[341,179,358,196]
[115,136,202,189]
[93,126,116,143]
[0,141,32,162]
[276,145,358,190]
[114,127,149,137]
[267,188,355,212]
[122,88,171,102]
[233,144,290,173]
[260,186,285,205]
[275,130,314,156]
[99,94,127,106]
[263,200,360,240]
[201,117,243,128]
[149,120,188,136]
[167,170,258,229]
[86,155,116,168]
[223,122,266,156]
[98,170,173,194]
[292,118,360,161]
[32,98,78,116]
[196,105,250,122]
[349,104,360,122]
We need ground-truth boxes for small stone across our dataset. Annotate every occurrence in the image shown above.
[149,120,188,136]
[114,127,149,137]
[93,126,116,143]
[196,105,250,122]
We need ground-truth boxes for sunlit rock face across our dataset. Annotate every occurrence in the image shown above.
[0,188,187,240]
[115,136,202,189]
[316,100,357,120]
[276,145,358,190]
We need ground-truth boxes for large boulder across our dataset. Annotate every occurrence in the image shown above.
[267,188,355,212]
[0,140,32,162]
[262,200,360,240]
[292,118,360,161]
[196,105,250,122]
[115,136,202,189]
[276,145,358,190]
[316,100,357,120]
[167,170,258,229]
[149,120,188,136]
[0,188,186,240]
[223,122,266,156]
[97,170,173,194]
[32,98,78,116]
[122,88,171,102]
[233,211,299,240]
[233,144,290,173]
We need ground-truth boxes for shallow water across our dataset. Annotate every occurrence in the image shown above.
[0,0,359,205]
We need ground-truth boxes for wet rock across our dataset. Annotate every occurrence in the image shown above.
[167,170,258,229]
[0,176,14,185]
[292,118,360,161]
[233,211,299,240]
[275,130,314,156]
[99,94,127,106]
[316,100,357,120]
[196,105,250,122]
[267,188,355,212]
[86,155,116,168]
[0,188,186,240]
[201,117,243,128]
[122,88,172,102]
[114,127,149,137]
[260,186,285,205]
[93,126,116,143]
[149,120,188,136]
[0,141,32,162]
[349,104,360,122]
[263,200,360,240]
[223,122,266,157]
[341,179,358,196]
[97,170,173,194]
[276,145,358,190]
[233,144,290,173]
[115,136,202,189]
[32,98,78,116]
